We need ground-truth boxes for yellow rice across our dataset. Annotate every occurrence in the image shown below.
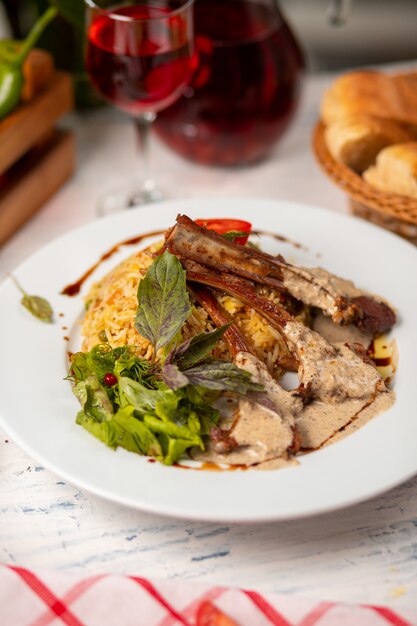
[82,245,302,375]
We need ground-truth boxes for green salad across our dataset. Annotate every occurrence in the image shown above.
[67,251,263,465]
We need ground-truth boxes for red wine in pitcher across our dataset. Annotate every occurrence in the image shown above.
[86,5,194,115]
[155,0,304,166]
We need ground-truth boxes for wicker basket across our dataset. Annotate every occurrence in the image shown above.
[313,121,417,245]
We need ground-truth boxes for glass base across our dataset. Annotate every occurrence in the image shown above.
[97,182,164,217]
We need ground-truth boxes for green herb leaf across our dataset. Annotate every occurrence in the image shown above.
[221,230,250,241]
[162,438,202,466]
[169,323,231,370]
[10,274,54,323]
[183,358,265,394]
[135,250,191,354]
[76,411,121,449]
[113,406,162,457]
[117,377,171,413]
[73,375,114,422]
[21,294,54,323]
[161,363,189,390]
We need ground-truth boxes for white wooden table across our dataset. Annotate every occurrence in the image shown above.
[0,71,416,611]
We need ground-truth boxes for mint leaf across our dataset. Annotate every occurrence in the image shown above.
[184,358,264,394]
[135,251,191,354]
[169,323,231,370]
[161,363,189,390]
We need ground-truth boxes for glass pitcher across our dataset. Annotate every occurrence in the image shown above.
[154,0,304,167]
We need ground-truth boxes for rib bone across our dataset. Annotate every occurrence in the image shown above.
[165,215,396,333]
[190,285,302,465]
[186,263,394,449]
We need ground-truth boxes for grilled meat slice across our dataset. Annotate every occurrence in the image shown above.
[166,214,396,333]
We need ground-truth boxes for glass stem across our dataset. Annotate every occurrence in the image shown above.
[327,0,352,26]
[134,111,157,203]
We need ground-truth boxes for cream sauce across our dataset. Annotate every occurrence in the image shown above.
[206,323,394,467]
[197,323,394,466]
[284,321,381,402]
[253,457,299,471]
[313,312,372,346]
[281,266,363,316]
[281,319,394,449]
[297,390,394,450]
[194,352,301,467]
[322,391,395,448]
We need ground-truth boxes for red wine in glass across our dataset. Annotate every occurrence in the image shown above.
[87,5,194,114]
[155,0,304,167]
[84,0,195,212]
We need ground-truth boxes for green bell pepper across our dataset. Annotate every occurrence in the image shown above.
[0,7,58,120]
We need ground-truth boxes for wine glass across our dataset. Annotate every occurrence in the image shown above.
[84,0,195,214]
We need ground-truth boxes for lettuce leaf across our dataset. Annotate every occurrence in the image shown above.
[73,375,114,422]
[117,377,173,412]
[113,406,162,457]
[76,411,121,449]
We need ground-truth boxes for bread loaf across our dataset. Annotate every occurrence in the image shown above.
[324,115,415,173]
[363,142,417,199]
[321,70,417,126]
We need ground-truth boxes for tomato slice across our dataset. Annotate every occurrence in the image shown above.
[195,218,252,245]
[196,600,241,626]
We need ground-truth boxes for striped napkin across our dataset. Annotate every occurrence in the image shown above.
[0,565,415,626]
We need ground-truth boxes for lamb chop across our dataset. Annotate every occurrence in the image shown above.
[165,215,396,333]
[185,262,395,449]
[190,284,302,466]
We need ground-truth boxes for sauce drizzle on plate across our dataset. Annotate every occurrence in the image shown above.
[61,230,166,296]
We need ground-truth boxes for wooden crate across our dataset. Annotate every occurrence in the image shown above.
[0,130,75,246]
[0,71,73,175]
[0,70,75,244]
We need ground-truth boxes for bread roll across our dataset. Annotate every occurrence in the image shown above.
[325,115,415,173]
[321,70,417,126]
[363,142,417,199]
[394,71,417,116]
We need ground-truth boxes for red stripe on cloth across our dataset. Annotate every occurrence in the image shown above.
[298,602,335,626]
[366,606,414,626]
[29,575,105,626]
[130,576,192,626]
[10,566,86,626]
[157,586,226,626]
[244,590,292,626]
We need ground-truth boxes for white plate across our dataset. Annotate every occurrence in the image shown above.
[1,198,416,522]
